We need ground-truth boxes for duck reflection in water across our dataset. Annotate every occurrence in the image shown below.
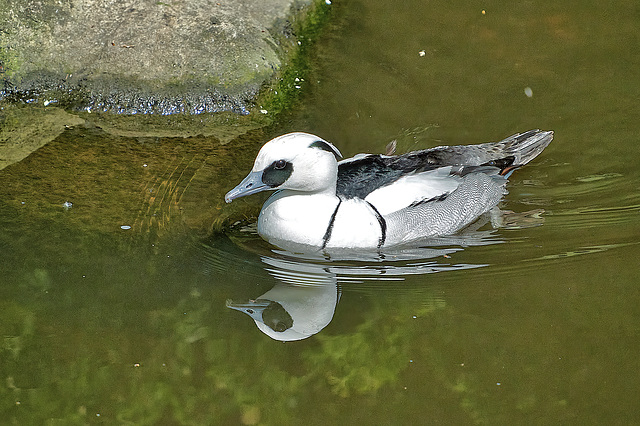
[222,212,544,341]
[226,277,339,342]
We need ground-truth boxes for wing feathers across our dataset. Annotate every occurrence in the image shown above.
[335,130,552,214]
[363,167,464,216]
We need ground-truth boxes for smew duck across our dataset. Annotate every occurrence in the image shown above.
[225,130,553,250]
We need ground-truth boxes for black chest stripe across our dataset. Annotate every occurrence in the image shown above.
[321,199,342,250]
[366,201,387,248]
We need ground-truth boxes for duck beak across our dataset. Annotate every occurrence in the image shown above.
[225,170,270,203]
[226,298,271,322]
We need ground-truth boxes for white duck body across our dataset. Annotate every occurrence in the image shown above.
[225,130,553,251]
[259,192,381,249]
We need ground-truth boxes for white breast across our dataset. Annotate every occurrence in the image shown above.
[257,190,340,249]
[325,199,382,249]
[257,191,384,250]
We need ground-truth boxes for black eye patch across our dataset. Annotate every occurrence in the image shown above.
[258,299,294,332]
[262,160,293,187]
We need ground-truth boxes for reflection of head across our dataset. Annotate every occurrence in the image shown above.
[227,282,339,342]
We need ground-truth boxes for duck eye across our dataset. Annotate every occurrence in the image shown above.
[263,160,293,187]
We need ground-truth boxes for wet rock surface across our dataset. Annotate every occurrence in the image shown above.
[0,0,314,115]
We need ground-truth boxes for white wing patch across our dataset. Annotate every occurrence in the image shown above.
[364,167,462,216]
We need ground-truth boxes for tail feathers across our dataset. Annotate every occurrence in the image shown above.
[476,129,553,176]
[418,129,553,171]
[494,129,554,167]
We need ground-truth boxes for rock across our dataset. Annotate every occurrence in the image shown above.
[0,0,321,117]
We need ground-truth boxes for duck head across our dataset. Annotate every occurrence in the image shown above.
[225,132,343,203]
[226,279,339,342]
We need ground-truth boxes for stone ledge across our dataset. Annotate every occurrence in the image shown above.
[0,0,324,116]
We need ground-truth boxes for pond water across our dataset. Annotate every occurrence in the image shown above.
[2,0,640,424]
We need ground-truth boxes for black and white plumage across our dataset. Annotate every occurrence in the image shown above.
[225,130,553,251]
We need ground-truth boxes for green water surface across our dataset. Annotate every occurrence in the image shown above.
[1,0,640,424]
